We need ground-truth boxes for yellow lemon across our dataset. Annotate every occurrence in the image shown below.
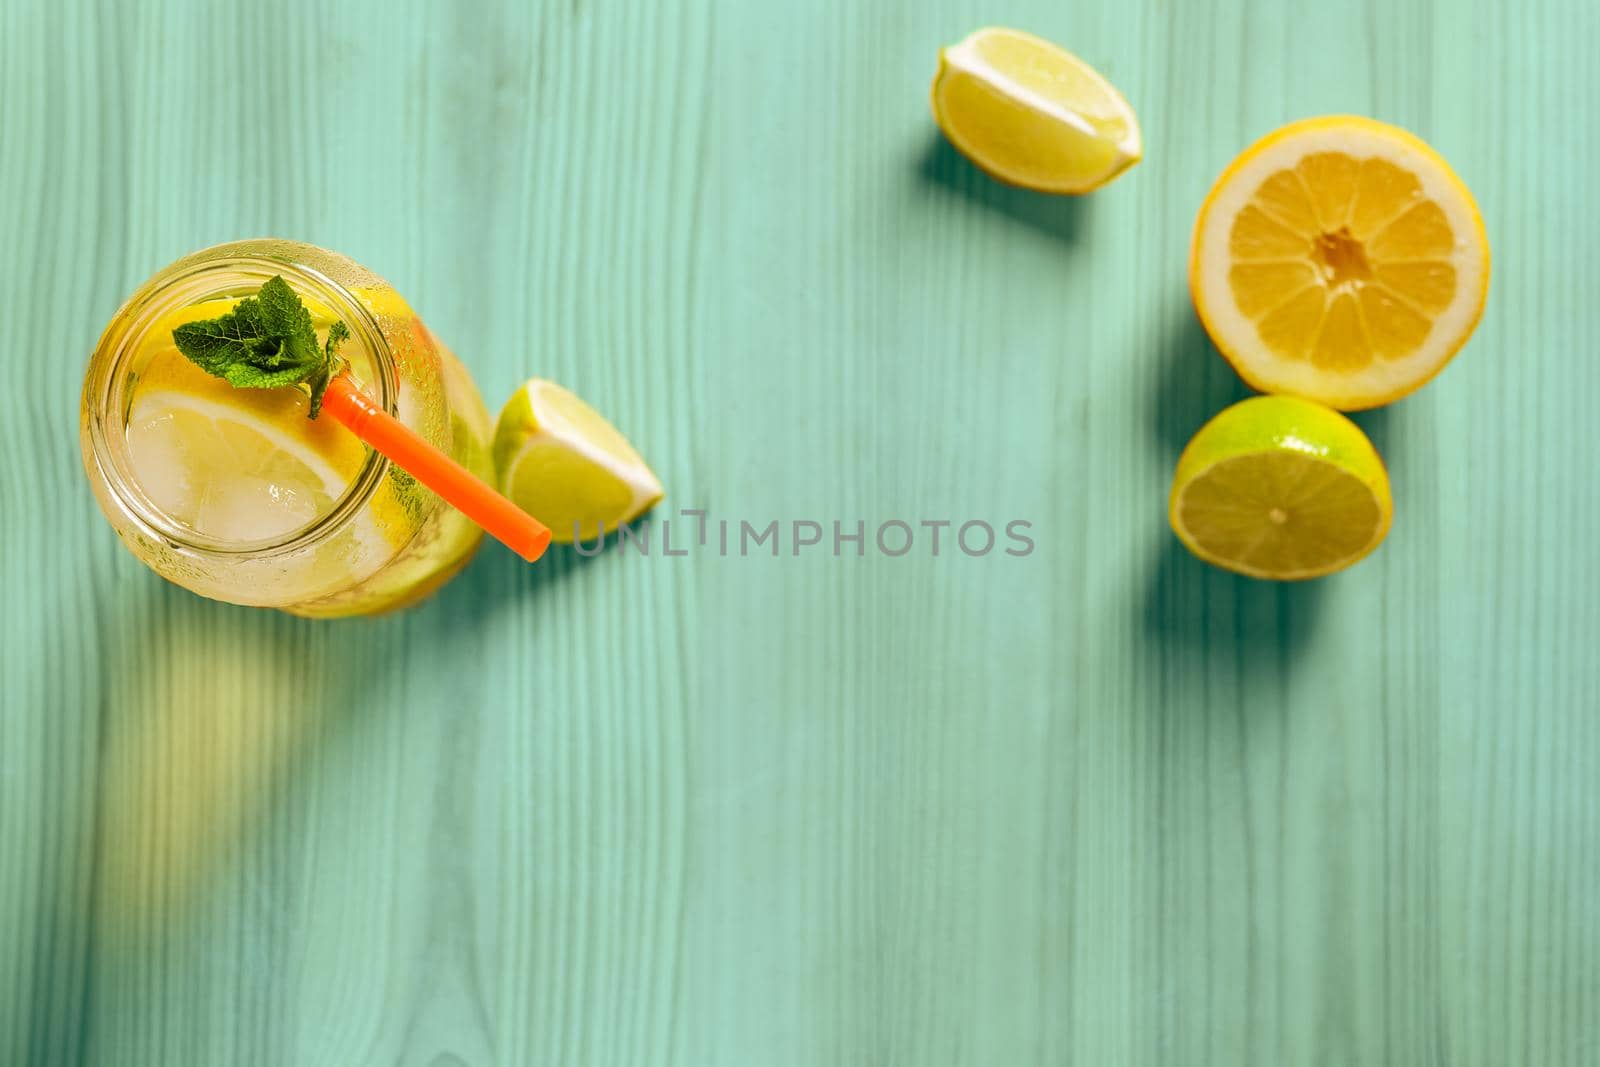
[1190,115,1490,409]
[931,28,1142,194]
[1169,396,1393,580]
[493,379,663,543]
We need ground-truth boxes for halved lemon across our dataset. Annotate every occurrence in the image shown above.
[493,379,663,543]
[931,27,1142,194]
[1190,115,1489,410]
[1169,396,1393,580]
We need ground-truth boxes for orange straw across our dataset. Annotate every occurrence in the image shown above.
[321,373,551,562]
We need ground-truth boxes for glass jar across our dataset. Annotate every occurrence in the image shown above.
[80,240,492,617]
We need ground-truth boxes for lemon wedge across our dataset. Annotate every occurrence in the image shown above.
[1169,396,1393,580]
[493,379,662,543]
[931,27,1142,194]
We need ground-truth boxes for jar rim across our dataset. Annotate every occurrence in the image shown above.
[83,247,396,560]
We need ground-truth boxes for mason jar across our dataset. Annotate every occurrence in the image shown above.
[80,239,492,617]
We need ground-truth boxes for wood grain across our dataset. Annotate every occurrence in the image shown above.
[3,0,1598,1064]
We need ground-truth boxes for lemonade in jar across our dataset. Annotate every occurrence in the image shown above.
[81,240,496,617]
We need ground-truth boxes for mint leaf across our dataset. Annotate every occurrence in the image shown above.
[307,320,351,418]
[170,275,349,418]
[324,319,350,358]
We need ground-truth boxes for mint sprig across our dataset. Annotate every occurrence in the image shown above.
[170,275,349,418]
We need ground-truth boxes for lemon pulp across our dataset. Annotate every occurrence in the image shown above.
[1169,396,1393,580]
[494,379,663,543]
[1191,116,1489,409]
[128,391,348,542]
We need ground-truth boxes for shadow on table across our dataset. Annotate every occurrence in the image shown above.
[27,533,617,965]
[7,529,633,1051]
[1146,294,1253,460]
[915,132,1090,246]
[446,533,611,616]
[1345,405,1397,461]
[1140,534,1326,670]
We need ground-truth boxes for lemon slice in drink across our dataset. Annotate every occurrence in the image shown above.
[493,379,663,543]
[931,27,1142,194]
[1190,115,1490,409]
[127,299,412,556]
[1169,396,1393,580]
[126,307,370,541]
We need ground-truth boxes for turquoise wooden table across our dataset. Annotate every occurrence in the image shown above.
[3,0,1598,1064]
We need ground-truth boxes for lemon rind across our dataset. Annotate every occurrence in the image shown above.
[932,28,1143,195]
[496,382,664,541]
[1168,454,1393,581]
